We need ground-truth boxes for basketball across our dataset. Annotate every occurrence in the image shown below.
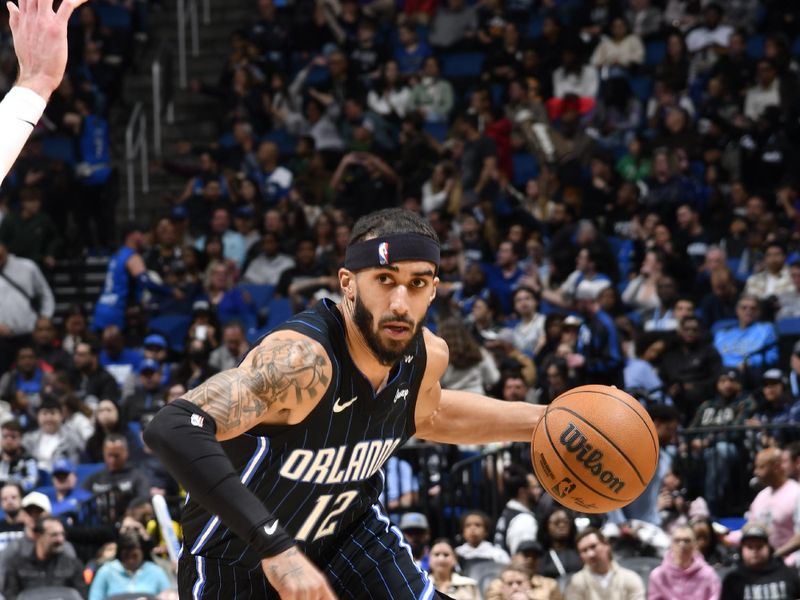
[531,385,660,513]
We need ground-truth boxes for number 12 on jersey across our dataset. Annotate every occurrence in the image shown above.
[295,490,359,542]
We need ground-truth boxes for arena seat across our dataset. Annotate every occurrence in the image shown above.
[440,52,486,80]
[41,136,77,167]
[644,40,666,66]
[423,121,448,143]
[511,152,539,186]
[94,2,133,30]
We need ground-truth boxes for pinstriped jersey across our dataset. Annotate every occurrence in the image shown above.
[179,298,428,568]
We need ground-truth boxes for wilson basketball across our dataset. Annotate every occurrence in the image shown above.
[531,385,659,513]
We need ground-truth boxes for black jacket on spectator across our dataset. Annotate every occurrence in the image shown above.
[720,557,800,600]
[82,466,150,525]
[660,339,722,415]
[3,543,87,599]
[71,366,120,404]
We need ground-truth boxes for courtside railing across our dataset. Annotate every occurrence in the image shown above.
[124,102,148,220]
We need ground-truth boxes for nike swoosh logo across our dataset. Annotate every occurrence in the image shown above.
[333,396,358,413]
[264,521,278,536]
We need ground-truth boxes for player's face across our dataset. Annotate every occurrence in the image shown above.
[353,261,438,366]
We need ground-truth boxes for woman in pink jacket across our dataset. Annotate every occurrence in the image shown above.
[648,525,721,600]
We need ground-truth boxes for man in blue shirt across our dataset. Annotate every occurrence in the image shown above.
[484,240,524,316]
[569,279,624,386]
[713,294,778,371]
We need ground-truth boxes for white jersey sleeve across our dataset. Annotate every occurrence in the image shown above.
[0,86,47,184]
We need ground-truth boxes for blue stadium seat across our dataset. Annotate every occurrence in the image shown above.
[629,76,654,102]
[777,317,800,337]
[94,2,133,30]
[262,129,297,157]
[527,15,543,39]
[218,132,237,148]
[423,121,448,143]
[304,65,330,88]
[645,40,666,66]
[440,52,485,80]
[75,462,105,486]
[266,298,294,331]
[793,35,800,57]
[746,34,765,59]
[147,315,192,353]
[41,136,76,166]
[240,284,276,311]
[511,152,539,186]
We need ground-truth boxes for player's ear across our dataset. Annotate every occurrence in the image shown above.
[339,268,356,300]
[429,276,439,304]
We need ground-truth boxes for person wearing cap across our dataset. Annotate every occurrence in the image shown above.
[712,294,778,372]
[120,358,166,425]
[720,521,800,600]
[233,204,261,253]
[47,459,92,524]
[647,525,720,600]
[2,515,87,599]
[688,369,756,513]
[660,315,722,418]
[399,512,432,571]
[751,370,798,444]
[92,222,182,332]
[0,419,38,492]
[567,278,624,387]
[142,333,173,387]
[21,394,83,472]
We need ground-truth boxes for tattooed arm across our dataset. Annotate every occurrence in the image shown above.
[183,331,332,439]
[142,332,337,599]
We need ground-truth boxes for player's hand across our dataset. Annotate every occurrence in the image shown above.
[262,547,337,599]
[8,0,89,101]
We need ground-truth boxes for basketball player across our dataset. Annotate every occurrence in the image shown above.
[0,0,88,183]
[144,209,547,599]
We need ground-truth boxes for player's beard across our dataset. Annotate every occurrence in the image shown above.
[353,295,423,366]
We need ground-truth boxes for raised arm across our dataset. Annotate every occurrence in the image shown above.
[143,332,336,599]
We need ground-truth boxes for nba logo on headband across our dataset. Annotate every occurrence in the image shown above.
[378,242,390,265]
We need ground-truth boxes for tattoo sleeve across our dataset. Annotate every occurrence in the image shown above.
[183,337,330,437]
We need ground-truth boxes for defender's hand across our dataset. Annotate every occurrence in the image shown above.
[262,547,337,599]
[8,0,88,101]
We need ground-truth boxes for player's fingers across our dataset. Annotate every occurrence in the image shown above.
[16,0,27,16]
[55,0,83,24]
[6,1,19,30]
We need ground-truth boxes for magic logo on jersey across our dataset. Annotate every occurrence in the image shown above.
[378,242,390,265]
[280,438,402,486]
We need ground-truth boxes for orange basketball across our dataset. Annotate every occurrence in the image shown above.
[531,385,659,513]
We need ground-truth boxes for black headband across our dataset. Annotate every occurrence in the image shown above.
[344,234,440,272]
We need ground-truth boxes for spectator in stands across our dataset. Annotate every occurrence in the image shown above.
[700,268,739,328]
[366,60,412,124]
[782,442,800,481]
[691,517,732,569]
[689,369,756,512]
[400,512,431,571]
[590,17,645,77]
[751,369,799,445]
[61,305,89,357]
[744,59,783,122]
[202,263,254,330]
[622,250,666,315]
[92,222,179,333]
[22,394,83,471]
[648,524,720,600]
[99,325,141,391]
[542,246,612,311]
[713,294,778,370]
[47,459,92,524]
[409,56,454,123]
[172,337,218,391]
[736,447,800,565]
[568,280,624,387]
[508,287,546,355]
[88,529,171,600]
[242,231,295,286]
[537,508,582,580]
[0,344,49,427]
[744,241,793,300]
[194,207,246,269]
[428,538,481,600]
[121,358,166,425]
[275,237,337,311]
[0,186,60,269]
[31,317,72,372]
[0,483,26,553]
[0,241,55,374]
[439,319,500,394]
[565,528,645,600]
[208,321,248,372]
[3,515,86,598]
[71,341,120,406]
[395,23,432,77]
[247,140,294,207]
[494,468,540,558]
[660,316,722,417]
[84,399,125,463]
[83,434,149,525]
[486,564,547,600]
[0,420,38,492]
[775,261,800,320]
[686,3,733,57]
[428,0,477,51]
[721,522,800,600]
[456,510,510,564]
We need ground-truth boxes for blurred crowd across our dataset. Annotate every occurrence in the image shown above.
[0,0,799,597]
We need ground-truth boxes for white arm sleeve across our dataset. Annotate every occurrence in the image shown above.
[0,86,47,184]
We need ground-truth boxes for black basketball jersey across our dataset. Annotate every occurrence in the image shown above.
[180,298,428,568]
